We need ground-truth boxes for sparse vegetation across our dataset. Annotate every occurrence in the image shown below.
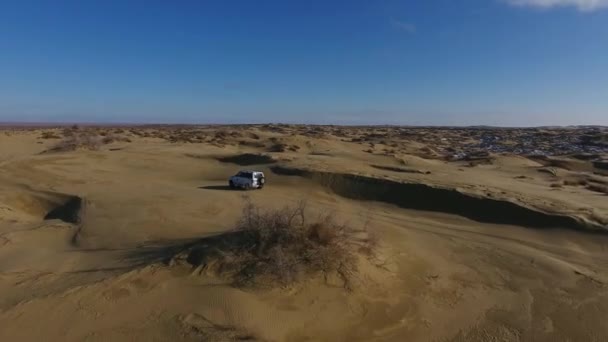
[268,142,299,152]
[40,131,62,139]
[181,200,377,289]
[45,129,130,152]
[101,133,132,144]
[238,140,266,148]
[50,132,102,152]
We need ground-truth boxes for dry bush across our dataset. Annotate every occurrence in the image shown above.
[50,132,102,152]
[215,130,230,139]
[239,140,266,148]
[62,126,78,137]
[101,133,132,144]
[268,143,300,152]
[268,143,287,152]
[47,130,130,152]
[130,129,143,136]
[40,131,62,139]
[246,132,261,140]
[190,200,377,289]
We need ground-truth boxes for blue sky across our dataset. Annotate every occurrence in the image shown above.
[0,0,606,126]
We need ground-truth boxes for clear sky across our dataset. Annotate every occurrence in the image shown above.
[0,0,606,126]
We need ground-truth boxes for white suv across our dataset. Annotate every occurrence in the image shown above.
[229,171,265,189]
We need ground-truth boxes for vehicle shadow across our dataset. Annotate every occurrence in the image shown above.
[198,185,236,191]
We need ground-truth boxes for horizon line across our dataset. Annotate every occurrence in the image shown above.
[0,121,606,129]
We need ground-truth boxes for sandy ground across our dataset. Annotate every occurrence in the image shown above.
[1,126,607,341]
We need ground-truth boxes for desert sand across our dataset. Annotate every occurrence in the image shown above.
[0,125,607,341]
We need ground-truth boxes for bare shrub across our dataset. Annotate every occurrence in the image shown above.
[239,140,266,148]
[215,130,229,139]
[47,130,129,152]
[268,143,287,152]
[246,132,260,140]
[130,129,143,136]
[101,133,132,144]
[189,200,376,289]
[268,143,299,152]
[50,133,102,152]
[62,126,78,137]
[40,131,61,139]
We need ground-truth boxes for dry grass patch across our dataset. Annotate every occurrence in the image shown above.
[45,129,130,153]
[40,131,62,139]
[49,133,102,152]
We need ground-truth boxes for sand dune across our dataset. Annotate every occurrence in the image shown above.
[0,125,607,341]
